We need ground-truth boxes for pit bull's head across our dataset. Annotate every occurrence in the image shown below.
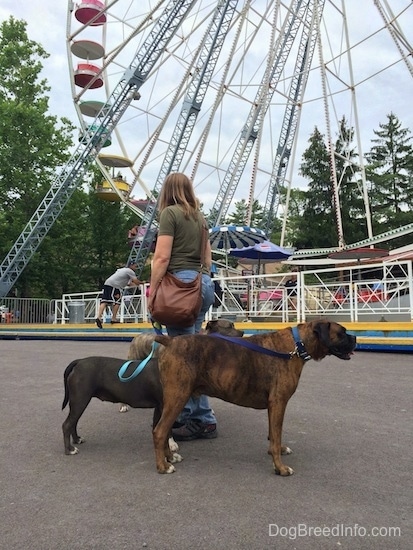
[204,319,244,337]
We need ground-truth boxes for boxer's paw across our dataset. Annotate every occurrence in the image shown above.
[119,404,129,413]
[268,445,292,456]
[72,436,84,445]
[158,460,176,474]
[273,463,294,476]
[168,437,179,453]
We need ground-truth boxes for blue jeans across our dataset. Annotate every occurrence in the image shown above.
[166,271,216,425]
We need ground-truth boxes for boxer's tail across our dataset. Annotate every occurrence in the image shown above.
[61,360,78,409]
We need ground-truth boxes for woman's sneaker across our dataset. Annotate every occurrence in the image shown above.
[172,419,217,441]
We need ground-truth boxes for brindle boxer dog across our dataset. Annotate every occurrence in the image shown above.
[152,319,356,476]
[61,319,243,455]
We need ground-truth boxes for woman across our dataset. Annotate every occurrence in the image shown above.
[149,173,217,441]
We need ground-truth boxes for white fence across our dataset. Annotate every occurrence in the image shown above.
[50,258,413,324]
[55,288,150,324]
[0,298,52,324]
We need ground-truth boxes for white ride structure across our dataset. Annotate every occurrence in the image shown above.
[0,0,412,296]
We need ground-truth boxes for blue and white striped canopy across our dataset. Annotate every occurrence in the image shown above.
[209,225,267,251]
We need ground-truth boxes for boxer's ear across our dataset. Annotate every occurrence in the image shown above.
[313,321,331,346]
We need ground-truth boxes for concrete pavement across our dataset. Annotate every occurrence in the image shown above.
[0,339,411,549]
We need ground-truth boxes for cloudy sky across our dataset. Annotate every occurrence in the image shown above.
[1,1,413,216]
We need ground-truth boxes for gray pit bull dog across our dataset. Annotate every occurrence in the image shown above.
[61,319,243,455]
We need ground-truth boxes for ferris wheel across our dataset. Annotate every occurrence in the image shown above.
[66,1,413,258]
[0,0,412,296]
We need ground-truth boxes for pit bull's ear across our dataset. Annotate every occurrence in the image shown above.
[155,335,172,346]
[313,321,331,346]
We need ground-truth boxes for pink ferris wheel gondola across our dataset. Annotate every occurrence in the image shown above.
[74,1,107,26]
[74,63,103,89]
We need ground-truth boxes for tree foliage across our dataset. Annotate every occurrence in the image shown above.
[0,17,76,296]
[290,116,399,250]
[365,113,413,247]
[225,198,264,227]
[0,17,138,297]
[294,126,336,248]
[0,18,74,216]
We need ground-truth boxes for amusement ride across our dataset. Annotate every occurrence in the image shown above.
[0,0,413,297]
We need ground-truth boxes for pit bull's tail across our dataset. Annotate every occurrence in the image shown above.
[154,335,173,347]
[62,360,79,410]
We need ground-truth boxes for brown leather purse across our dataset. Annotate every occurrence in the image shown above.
[148,217,207,327]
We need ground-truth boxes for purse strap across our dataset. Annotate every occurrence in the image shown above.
[199,215,208,270]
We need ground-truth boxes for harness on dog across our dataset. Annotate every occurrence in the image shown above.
[209,326,312,362]
[118,341,159,382]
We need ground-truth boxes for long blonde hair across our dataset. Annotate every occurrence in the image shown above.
[158,173,199,220]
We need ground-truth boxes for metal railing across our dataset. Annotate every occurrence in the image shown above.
[56,287,150,324]
[0,298,52,324]
[4,258,412,325]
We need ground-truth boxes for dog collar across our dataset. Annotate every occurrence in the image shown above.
[291,326,312,361]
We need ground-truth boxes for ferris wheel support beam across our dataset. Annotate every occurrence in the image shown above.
[262,0,325,235]
[0,0,197,298]
[128,0,240,274]
[340,0,374,244]
[313,0,345,249]
[374,0,413,78]
[208,0,311,228]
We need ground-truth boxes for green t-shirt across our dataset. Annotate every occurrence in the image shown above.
[158,205,208,274]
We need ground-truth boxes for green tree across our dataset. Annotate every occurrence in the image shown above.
[334,117,367,245]
[278,187,307,247]
[0,18,138,298]
[24,189,94,296]
[225,198,264,228]
[0,17,75,296]
[295,126,335,248]
[295,119,367,249]
[365,113,413,246]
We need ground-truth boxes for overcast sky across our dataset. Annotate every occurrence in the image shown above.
[1,1,413,215]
